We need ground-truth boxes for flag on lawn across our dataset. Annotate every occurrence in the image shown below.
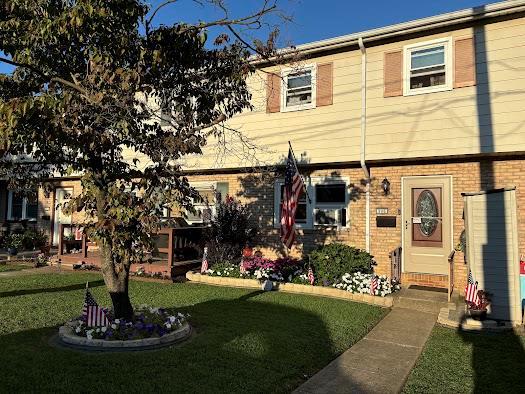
[82,283,110,327]
[201,247,209,274]
[280,148,305,249]
[370,275,378,296]
[308,267,315,285]
[465,270,480,306]
[239,260,246,275]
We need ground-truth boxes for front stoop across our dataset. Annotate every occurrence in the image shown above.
[393,287,450,314]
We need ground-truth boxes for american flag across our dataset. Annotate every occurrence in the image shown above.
[82,285,110,327]
[370,275,378,295]
[308,267,315,285]
[280,148,305,249]
[239,260,246,275]
[200,247,209,274]
[465,270,480,306]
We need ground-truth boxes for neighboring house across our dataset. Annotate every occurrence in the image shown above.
[16,2,525,297]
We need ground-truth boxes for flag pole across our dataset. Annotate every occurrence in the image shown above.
[288,141,312,204]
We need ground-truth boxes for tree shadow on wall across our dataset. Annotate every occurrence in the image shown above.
[236,152,368,259]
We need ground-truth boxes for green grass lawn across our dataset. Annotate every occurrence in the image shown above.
[0,272,386,393]
[0,262,30,272]
[404,326,525,394]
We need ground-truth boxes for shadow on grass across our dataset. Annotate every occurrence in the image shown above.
[0,289,372,393]
[457,316,525,393]
[0,279,105,298]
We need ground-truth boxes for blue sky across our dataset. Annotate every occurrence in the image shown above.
[0,0,489,74]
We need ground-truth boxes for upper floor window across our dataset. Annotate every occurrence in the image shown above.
[281,65,316,112]
[7,191,38,221]
[404,38,452,96]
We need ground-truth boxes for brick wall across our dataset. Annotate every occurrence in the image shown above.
[369,158,525,290]
[39,157,525,291]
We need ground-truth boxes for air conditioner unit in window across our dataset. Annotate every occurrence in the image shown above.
[314,208,347,227]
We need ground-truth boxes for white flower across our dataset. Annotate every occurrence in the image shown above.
[96,328,101,333]
[111,323,117,329]
[165,323,172,329]
[114,319,120,324]
[75,327,81,333]
[169,316,176,323]
[101,326,107,333]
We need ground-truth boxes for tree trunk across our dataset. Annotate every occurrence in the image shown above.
[100,241,134,320]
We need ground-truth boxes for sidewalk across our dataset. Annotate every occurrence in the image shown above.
[294,308,437,394]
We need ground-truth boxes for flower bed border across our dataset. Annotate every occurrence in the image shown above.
[58,321,191,350]
[186,272,393,307]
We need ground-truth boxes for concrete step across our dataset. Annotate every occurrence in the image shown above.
[393,288,449,314]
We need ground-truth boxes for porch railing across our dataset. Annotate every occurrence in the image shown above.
[57,223,205,277]
[389,246,402,283]
[448,249,455,302]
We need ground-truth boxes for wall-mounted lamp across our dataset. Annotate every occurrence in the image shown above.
[381,178,391,196]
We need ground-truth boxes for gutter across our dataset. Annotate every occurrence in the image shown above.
[358,37,371,253]
[252,1,525,64]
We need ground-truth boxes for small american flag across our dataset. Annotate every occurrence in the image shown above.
[370,276,378,296]
[82,284,109,327]
[280,148,305,249]
[465,270,480,306]
[239,260,246,275]
[200,247,209,274]
[308,267,315,285]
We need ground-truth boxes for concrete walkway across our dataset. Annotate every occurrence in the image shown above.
[294,308,437,394]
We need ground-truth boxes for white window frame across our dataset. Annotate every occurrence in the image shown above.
[403,37,453,96]
[7,191,37,221]
[185,181,218,224]
[274,176,350,230]
[280,64,317,112]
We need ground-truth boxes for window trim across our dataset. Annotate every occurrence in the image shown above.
[280,64,317,112]
[185,181,218,224]
[403,37,453,96]
[274,176,350,230]
[7,191,38,221]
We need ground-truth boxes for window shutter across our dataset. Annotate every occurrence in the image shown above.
[454,37,476,88]
[266,73,281,113]
[384,50,403,97]
[316,62,333,106]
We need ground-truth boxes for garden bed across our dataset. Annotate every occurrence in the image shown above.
[186,271,393,307]
[58,321,191,350]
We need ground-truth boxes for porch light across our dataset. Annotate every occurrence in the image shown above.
[381,178,391,196]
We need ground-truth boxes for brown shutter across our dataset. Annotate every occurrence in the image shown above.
[316,62,333,106]
[266,72,281,113]
[454,37,476,88]
[384,50,403,97]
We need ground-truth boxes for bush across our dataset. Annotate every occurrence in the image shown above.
[204,196,257,263]
[308,243,374,285]
[21,229,48,250]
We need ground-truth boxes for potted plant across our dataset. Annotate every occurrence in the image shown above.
[466,290,491,320]
[5,234,24,256]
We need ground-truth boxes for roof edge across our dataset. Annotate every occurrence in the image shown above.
[252,0,525,64]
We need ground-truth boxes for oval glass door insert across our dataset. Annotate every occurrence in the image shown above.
[416,190,439,236]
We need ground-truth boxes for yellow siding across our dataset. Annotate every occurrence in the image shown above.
[129,17,525,171]
[366,18,525,161]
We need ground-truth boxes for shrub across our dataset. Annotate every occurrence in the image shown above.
[308,243,374,285]
[204,196,258,263]
[5,233,24,250]
[22,229,48,250]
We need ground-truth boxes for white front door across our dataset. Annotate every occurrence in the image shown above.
[53,188,73,245]
[402,176,453,275]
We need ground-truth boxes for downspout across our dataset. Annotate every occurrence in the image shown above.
[358,37,371,253]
